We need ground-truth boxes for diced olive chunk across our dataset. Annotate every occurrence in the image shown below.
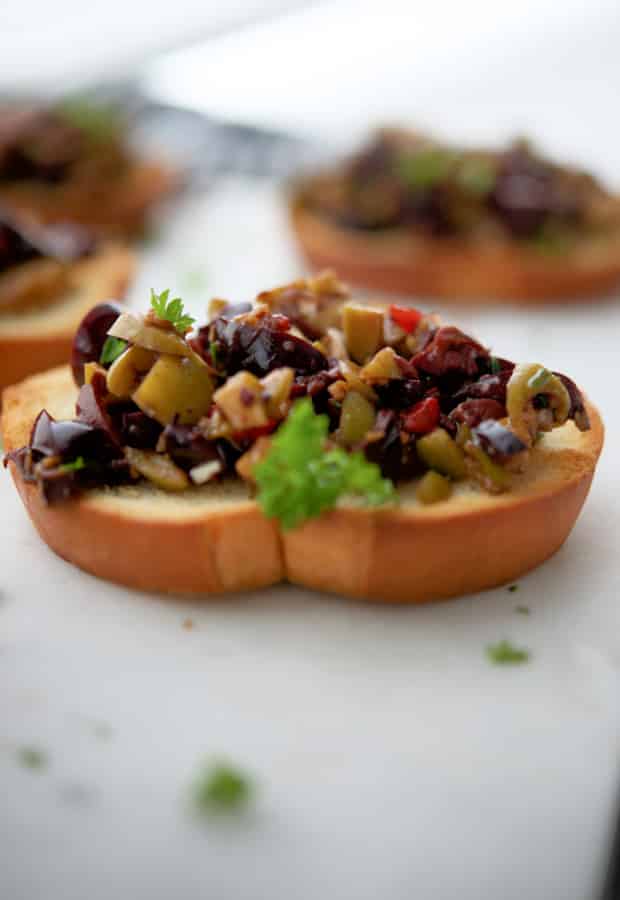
[125,447,189,491]
[132,352,214,426]
[342,304,385,364]
[214,371,269,432]
[261,367,294,419]
[108,313,192,356]
[361,347,403,384]
[337,390,376,446]
[416,471,453,505]
[106,346,157,399]
[464,442,510,493]
[416,428,466,479]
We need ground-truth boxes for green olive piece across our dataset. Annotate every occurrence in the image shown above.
[342,304,385,364]
[262,367,294,419]
[416,428,467,479]
[108,313,192,357]
[132,351,214,426]
[465,442,510,493]
[337,390,376,446]
[416,470,453,505]
[125,447,189,492]
[214,371,270,432]
[360,347,403,384]
[106,346,157,399]
[506,362,570,444]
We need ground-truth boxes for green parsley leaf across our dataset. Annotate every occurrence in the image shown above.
[486,639,530,665]
[489,356,502,375]
[150,288,195,335]
[396,148,457,190]
[59,456,87,473]
[99,336,127,366]
[456,157,496,196]
[17,746,48,770]
[255,398,395,531]
[193,761,253,814]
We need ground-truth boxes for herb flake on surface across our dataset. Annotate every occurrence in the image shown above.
[486,640,530,665]
[59,456,86,473]
[17,746,48,770]
[193,761,253,814]
[255,398,395,530]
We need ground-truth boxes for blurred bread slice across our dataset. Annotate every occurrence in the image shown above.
[291,201,620,303]
[0,244,134,395]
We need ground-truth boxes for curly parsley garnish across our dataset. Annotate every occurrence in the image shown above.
[255,398,395,530]
[193,761,253,814]
[486,639,530,665]
[150,289,195,335]
[99,336,127,366]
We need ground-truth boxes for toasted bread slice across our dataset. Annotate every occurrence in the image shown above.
[291,203,620,304]
[2,366,603,602]
[0,245,134,396]
[0,161,176,237]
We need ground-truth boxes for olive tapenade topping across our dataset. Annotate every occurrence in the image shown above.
[302,129,617,247]
[5,273,591,528]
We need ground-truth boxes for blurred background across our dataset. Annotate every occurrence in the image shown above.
[1,2,620,899]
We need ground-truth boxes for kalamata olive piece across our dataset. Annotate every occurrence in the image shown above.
[71,302,124,386]
[210,316,328,378]
[29,408,118,463]
[473,419,526,461]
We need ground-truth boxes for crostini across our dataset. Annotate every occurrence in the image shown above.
[0,213,134,394]
[2,273,603,602]
[291,129,620,303]
[0,102,175,236]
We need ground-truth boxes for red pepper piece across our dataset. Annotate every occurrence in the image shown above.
[389,304,423,334]
[233,419,279,444]
[402,396,440,435]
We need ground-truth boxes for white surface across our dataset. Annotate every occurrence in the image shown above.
[2,2,620,897]
[1,179,620,900]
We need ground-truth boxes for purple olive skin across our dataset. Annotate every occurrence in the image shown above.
[70,302,124,386]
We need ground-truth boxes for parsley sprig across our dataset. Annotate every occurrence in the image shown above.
[99,336,127,366]
[150,289,195,335]
[255,399,395,530]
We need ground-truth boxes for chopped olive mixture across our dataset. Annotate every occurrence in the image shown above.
[6,272,590,516]
[298,128,620,245]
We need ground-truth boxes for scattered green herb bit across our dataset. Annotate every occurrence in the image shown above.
[486,640,530,665]
[396,148,457,189]
[255,398,395,530]
[531,225,575,256]
[99,336,127,366]
[527,367,551,392]
[507,584,519,593]
[17,746,48,770]
[456,157,496,195]
[57,98,123,143]
[515,605,530,615]
[150,288,195,335]
[180,268,208,295]
[193,761,253,814]
[489,356,502,375]
[209,341,220,368]
[59,456,86,473]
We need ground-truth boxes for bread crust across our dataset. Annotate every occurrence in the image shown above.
[2,367,603,601]
[0,244,135,396]
[0,161,176,237]
[291,202,620,303]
